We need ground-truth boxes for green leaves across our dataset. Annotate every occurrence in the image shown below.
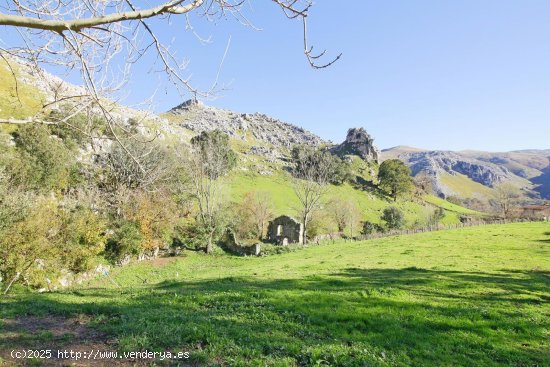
[378,159,414,201]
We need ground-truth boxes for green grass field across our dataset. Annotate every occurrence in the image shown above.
[1,222,549,366]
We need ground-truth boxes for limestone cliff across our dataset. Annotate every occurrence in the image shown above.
[329,128,380,163]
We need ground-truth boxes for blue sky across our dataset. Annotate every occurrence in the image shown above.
[5,1,550,151]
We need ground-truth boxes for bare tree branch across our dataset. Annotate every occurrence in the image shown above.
[0,1,205,32]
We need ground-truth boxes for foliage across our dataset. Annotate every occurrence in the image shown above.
[378,159,414,201]
[326,196,362,236]
[381,206,405,229]
[47,107,107,150]
[104,221,143,263]
[290,145,349,184]
[60,207,107,273]
[228,172,475,227]
[361,221,385,235]
[290,146,347,244]
[190,130,237,179]
[0,198,105,290]
[122,190,178,254]
[9,124,79,191]
[428,207,446,225]
[306,210,335,240]
[186,130,237,253]
[230,191,274,241]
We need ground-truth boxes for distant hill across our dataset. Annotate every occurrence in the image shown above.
[381,146,550,201]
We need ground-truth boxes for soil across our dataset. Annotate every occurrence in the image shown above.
[0,315,189,366]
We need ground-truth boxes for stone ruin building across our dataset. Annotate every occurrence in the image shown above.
[267,216,303,245]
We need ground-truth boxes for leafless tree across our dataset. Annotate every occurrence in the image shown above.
[0,1,339,183]
[327,197,361,237]
[241,191,274,240]
[292,148,339,244]
[0,0,340,123]
[105,138,174,193]
[494,183,521,219]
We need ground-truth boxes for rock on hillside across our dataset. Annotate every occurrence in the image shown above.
[382,146,550,200]
[330,128,380,163]
[406,151,516,186]
[166,99,325,149]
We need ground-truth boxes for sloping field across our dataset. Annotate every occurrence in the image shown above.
[228,171,475,226]
[1,222,549,366]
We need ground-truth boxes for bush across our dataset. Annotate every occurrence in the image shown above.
[361,221,385,235]
[0,198,106,290]
[10,124,79,191]
[381,207,405,230]
[122,190,178,254]
[105,221,143,263]
[307,211,335,240]
[260,243,301,256]
[61,208,107,272]
[428,207,446,225]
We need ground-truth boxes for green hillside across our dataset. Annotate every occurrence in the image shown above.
[228,170,476,228]
[0,58,44,120]
[2,222,548,366]
[439,172,497,198]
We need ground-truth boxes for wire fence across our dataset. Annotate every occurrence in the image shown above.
[313,217,548,244]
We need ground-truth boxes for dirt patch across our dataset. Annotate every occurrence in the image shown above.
[0,315,189,366]
[149,257,178,268]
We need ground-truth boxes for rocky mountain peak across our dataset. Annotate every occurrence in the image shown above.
[169,98,204,111]
[330,127,380,162]
[166,101,325,149]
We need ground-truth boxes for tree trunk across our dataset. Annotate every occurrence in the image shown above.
[3,272,21,295]
[302,214,308,245]
[205,233,213,254]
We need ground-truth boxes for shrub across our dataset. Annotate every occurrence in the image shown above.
[0,192,108,291]
[10,124,78,191]
[381,207,405,230]
[122,190,178,255]
[105,221,143,263]
[361,221,385,235]
[429,207,446,225]
[60,208,107,272]
[307,211,335,240]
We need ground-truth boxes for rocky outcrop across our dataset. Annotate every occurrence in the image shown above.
[330,128,380,162]
[167,99,325,149]
[406,151,513,187]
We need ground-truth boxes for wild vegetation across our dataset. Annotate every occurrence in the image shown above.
[0,99,484,294]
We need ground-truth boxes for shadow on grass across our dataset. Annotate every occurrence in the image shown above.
[1,268,549,366]
[538,231,550,243]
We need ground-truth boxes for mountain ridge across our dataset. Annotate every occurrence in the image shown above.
[382,146,550,201]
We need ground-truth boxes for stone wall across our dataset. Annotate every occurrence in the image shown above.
[267,216,303,245]
[220,228,261,256]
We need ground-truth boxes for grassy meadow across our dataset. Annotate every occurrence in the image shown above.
[227,171,476,227]
[1,222,549,366]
